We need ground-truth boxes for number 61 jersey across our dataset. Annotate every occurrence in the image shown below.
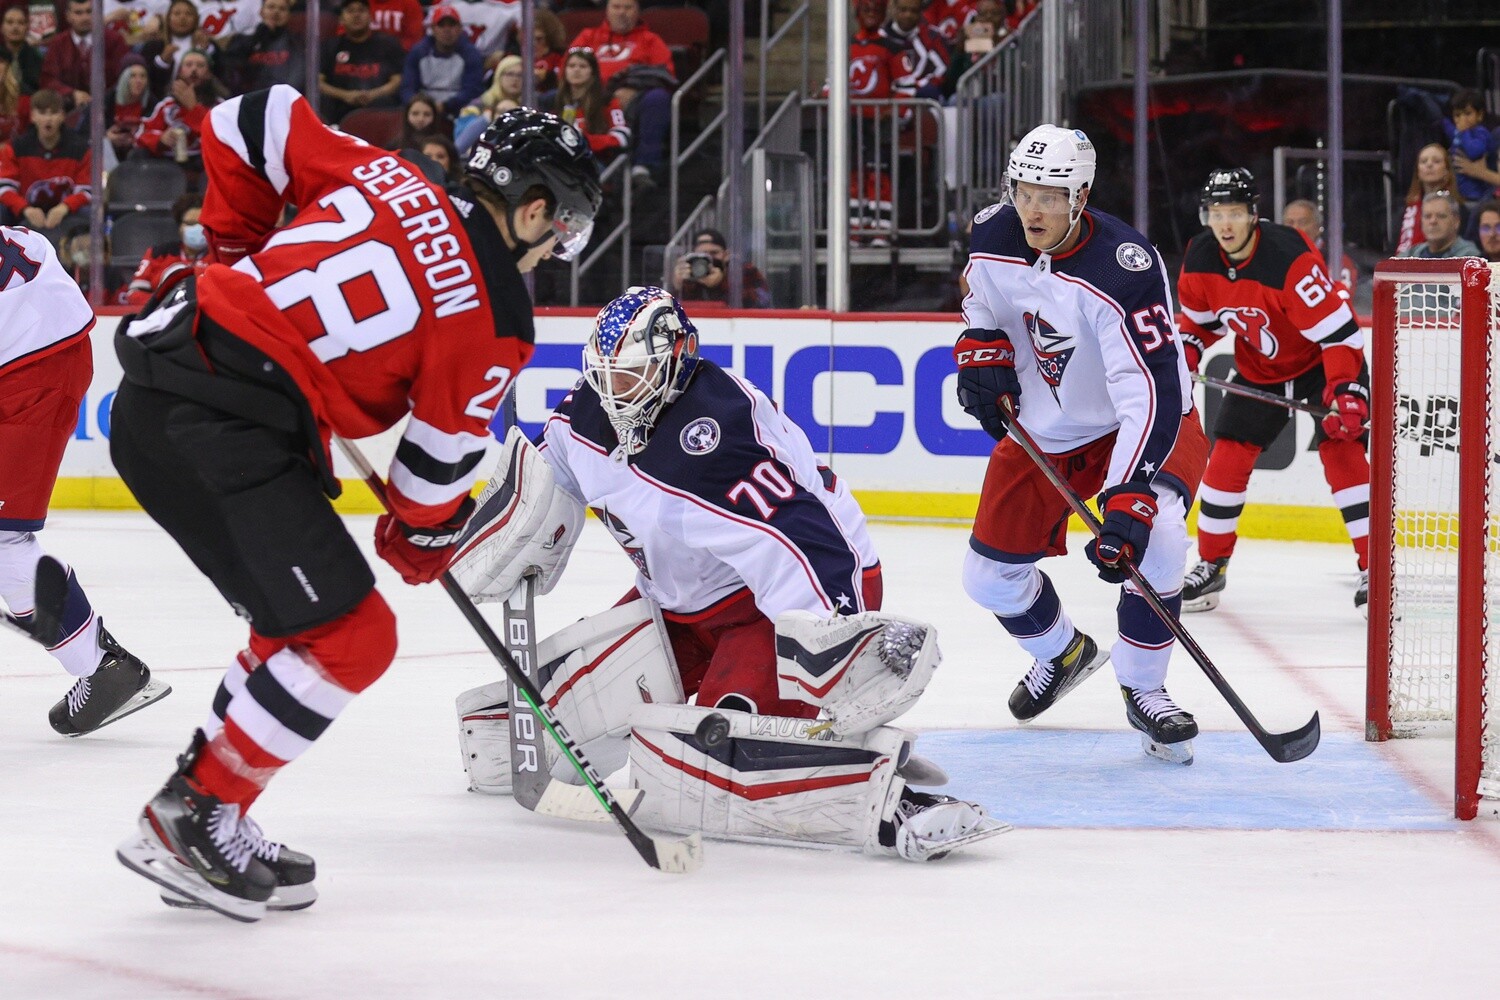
[539,361,879,620]
[196,85,534,527]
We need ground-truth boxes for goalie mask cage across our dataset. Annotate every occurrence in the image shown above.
[1367,257,1500,820]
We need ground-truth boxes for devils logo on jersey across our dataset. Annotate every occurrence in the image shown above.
[594,505,650,578]
[1217,306,1279,358]
[1024,310,1075,402]
[24,177,76,211]
[849,55,887,96]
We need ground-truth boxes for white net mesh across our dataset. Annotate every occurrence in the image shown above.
[1384,263,1500,810]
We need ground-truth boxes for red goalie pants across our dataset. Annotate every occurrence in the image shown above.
[624,567,884,718]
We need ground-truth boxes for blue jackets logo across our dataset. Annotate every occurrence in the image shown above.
[1024,310,1075,402]
[681,417,720,455]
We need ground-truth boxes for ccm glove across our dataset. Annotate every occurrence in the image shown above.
[376,496,476,585]
[1085,483,1158,583]
[953,327,1021,441]
[1320,380,1369,441]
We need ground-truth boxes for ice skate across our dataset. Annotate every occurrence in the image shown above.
[890,789,1011,862]
[48,623,171,736]
[1182,558,1230,613]
[1007,629,1109,722]
[1122,685,1198,765]
[116,731,276,923]
[1355,569,1369,618]
[160,815,316,912]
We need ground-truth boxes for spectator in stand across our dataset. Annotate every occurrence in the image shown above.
[546,47,629,161]
[1007,0,1040,31]
[192,0,263,44]
[0,50,28,146]
[134,50,228,169]
[845,0,905,243]
[41,0,131,112]
[222,0,305,94]
[923,0,977,50]
[418,133,458,182]
[670,227,773,308]
[941,0,1010,100]
[1,7,41,95]
[1477,200,1500,263]
[1443,89,1500,207]
[453,54,525,153]
[532,8,568,93]
[319,0,405,125]
[570,0,675,189]
[1395,143,1460,256]
[884,0,948,100]
[140,0,217,99]
[0,89,91,238]
[1401,191,1480,259]
[453,0,523,70]
[124,192,209,305]
[1282,198,1358,296]
[363,0,427,51]
[102,1,171,48]
[400,5,483,118]
[59,222,127,303]
[389,93,447,150]
[104,56,155,162]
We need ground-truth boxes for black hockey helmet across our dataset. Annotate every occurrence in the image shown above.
[1198,167,1259,225]
[464,108,603,261]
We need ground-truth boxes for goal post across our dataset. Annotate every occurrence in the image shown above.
[1366,257,1497,820]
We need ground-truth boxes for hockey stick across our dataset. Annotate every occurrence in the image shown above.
[334,436,702,873]
[995,412,1321,764]
[504,574,550,809]
[1192,373,1333,419]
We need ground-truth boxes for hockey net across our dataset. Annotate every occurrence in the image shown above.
[1367,258,1500,819]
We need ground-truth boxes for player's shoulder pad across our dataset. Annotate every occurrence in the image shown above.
[631,362,763,489]
[1251,221,1320,285]
[1180,230,1223,275]
[967,203,1029,259]
[1059,209,1167,308]
[448,186,536,344]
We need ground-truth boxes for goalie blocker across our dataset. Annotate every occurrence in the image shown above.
[457,602,1007,860]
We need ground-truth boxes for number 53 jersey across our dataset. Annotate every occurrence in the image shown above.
[539,361,879,619]
[196,85,534,527]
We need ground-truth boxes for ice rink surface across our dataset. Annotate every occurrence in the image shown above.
[4,511,1499,999]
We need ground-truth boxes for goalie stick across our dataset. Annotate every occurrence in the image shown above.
[996,410,1321,764]
[1192,373,1332,419]
[335,436,701,873]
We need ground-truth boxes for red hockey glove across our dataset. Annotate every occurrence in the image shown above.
[1085,483,1158,584]
[1178,331,1206,374]
[953,327,1021,442]
[1320,380,1369,442]
[375,496,475,585]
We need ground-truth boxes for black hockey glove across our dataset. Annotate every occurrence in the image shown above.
[1085,483,1158,583]
[953,327,1021,442]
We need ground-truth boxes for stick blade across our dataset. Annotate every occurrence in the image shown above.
[646,831,704,874]
[1261,711,1321,764]
[533,782,643,823]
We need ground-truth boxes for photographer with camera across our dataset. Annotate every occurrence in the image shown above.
[669,227,773,308]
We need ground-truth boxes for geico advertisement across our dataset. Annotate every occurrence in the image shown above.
[62,314,1372,514]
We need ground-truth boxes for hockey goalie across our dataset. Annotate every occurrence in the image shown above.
[449,287,1008,861]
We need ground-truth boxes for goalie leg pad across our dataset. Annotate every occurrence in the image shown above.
[628,704,910,852]
[773,610,941,735]
[448,427,585,604]
[456,599,684,793]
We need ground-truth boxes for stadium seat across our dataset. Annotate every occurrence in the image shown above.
[109,210,179,267]
[287,11,338,38]
[338,107,405,148]
[560,9,604,41]
[642,7,709,82]
[106,158,187,213]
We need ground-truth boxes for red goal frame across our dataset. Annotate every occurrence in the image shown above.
[1366,257,1493,820]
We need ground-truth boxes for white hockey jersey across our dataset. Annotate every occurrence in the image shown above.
[454,0,520,59]
[540,362,879,619]
[0,226,96,376]
[963,204,1191,492]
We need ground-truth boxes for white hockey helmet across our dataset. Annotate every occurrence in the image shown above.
[583,285,700,456]
[1005,124,1096,221]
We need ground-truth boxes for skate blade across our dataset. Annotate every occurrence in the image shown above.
[161,881,316,912]
[1181,593,1221,613]
[65,680,174,737]
[533,782,644,823]
[910,818,1013,862]
[116,833,266,923]
[1139,732,1194,765]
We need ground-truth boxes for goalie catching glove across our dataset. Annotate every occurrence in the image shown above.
[448,427,585,603]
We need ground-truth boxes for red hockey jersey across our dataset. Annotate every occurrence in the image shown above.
[1176,221,1362,386]
[567,22,674,84]
[124,240,210,305]
[197,84,536,528]
[0,129,92,215]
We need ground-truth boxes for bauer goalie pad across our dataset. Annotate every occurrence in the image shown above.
[456,598,683,792]
[774,610,940,735]
[448,427,584,604]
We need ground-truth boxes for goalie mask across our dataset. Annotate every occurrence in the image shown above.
[583,286,700,456]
